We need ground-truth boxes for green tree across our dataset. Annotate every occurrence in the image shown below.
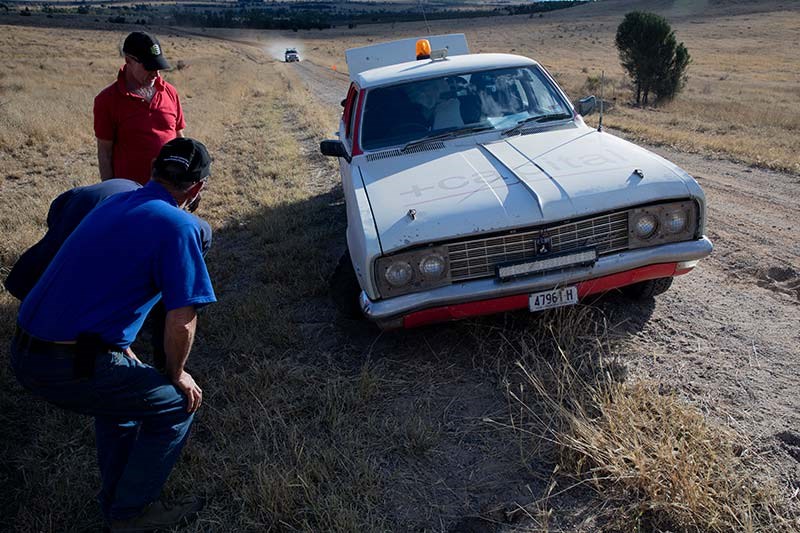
[615,11,691,105]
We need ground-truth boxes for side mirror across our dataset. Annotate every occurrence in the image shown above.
[320,139,350,161]
[340,98,347,108]
[576,95,596,116]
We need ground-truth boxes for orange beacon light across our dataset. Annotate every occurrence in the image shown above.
[416,39,431,60]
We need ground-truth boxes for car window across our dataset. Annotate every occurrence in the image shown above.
[346,91,359,144]
[360,65,571,151]
[343,85,359,144]
[521,69,562,114]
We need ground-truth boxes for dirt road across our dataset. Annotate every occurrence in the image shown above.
[290,54,800,457]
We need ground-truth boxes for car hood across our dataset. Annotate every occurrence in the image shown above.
[358,126,694,254]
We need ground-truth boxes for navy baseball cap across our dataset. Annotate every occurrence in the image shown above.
[123,32,170,71]
[154,138,211,185]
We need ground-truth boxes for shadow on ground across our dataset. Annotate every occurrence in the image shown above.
[0,184,658,532]
[195,186,658,531]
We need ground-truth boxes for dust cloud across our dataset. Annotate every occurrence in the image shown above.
[264,41,305,62]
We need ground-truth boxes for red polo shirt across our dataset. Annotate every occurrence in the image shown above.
[94,67,186,185]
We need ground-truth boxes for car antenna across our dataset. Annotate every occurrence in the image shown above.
[598,70,605,132]
[419,0,431,35]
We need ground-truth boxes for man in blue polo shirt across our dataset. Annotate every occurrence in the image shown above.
[5,177,212,371]
[10,138,216,531]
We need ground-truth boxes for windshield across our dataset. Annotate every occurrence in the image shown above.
[360,65,572,151]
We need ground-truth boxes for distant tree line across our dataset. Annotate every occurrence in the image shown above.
[173,8,332,30]
[171,0,587,31]
[502,1,588,16]
[8,0,587,32]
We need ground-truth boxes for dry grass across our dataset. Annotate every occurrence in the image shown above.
[563,382,787,531]
[495,308,793,532]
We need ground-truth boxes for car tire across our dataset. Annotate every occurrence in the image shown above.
[330,250,363,318]
[622,277,674,299]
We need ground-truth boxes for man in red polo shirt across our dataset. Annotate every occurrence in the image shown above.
[94,32,185,185]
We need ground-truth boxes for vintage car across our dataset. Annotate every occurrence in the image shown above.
[320,34,713,329]
[285,48,299,62]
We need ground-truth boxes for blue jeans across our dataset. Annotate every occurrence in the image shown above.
[10,334,194,521]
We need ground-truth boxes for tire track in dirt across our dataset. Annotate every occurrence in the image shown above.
[289,59,351,108]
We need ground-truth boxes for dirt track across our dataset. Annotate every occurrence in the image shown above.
[289,54,800,465]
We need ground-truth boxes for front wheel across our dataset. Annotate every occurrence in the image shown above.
[330,250,363,318]
[621,277,674,300]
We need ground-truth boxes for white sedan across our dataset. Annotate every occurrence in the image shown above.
[321,35,712,329]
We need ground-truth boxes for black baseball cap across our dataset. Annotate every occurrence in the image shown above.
[153,138,211,185]
[122,31,170,71]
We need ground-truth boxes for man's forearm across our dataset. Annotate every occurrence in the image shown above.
[97,139,115,180]
[164,306,197,380]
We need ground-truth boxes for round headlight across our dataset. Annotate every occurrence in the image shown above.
[419,254,446,279]
[664,211,687,234]
[385,261,413,287]
[634,213,658,239]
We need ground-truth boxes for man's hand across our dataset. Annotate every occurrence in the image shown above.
[173,370,203,413]
[123,347,141,363]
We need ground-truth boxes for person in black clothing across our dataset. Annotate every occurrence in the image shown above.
[4,179,140,300]
[4,178,211,369]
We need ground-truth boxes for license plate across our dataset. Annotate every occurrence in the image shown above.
[528,286,578,312]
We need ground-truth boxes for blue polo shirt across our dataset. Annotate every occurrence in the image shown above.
[18,181,216,348]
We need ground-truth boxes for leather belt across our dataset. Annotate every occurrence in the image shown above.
[14,326,78,355]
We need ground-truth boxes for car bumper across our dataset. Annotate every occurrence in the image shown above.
[359,236,713,328]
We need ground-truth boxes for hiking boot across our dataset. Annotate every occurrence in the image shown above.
[108,495,205,532]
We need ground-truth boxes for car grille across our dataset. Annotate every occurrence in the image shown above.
[447,211,629,282]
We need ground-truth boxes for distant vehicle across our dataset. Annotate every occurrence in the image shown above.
[320,34,712,329]
[285,48,299,63]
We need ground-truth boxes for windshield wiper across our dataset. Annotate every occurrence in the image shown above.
[502,113,572,137]
[402,125,494,151]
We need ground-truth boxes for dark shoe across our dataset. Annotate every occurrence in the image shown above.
[109,495,205,532]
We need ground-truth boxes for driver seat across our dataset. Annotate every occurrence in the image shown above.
[432,98,464,130]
